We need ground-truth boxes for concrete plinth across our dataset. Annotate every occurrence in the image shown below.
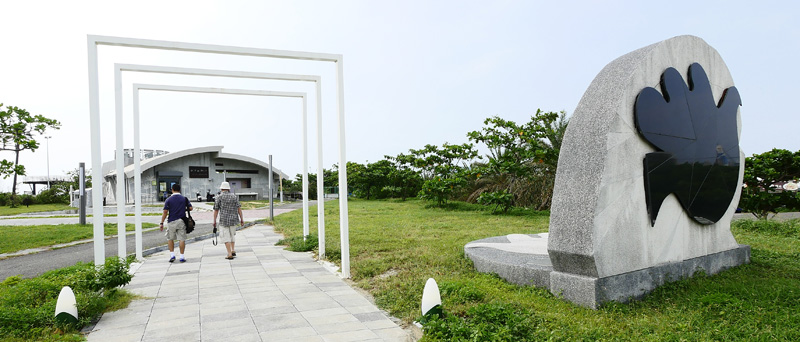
[465,234,750,308]
[550,244,750,308]
[464,234,552,288]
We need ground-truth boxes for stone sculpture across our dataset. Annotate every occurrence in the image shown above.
[465,35,750,308]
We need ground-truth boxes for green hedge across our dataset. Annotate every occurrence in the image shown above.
[0,256,135,340]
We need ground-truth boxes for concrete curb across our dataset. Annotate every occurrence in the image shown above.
[0,227,162,260]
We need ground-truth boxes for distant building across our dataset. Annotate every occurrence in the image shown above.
[21,175,71,195]
[102,146,288,204]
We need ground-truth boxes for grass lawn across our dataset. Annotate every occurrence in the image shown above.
[1,223,158,254]
[273,198,800,341]
[239,200,291,210]
[0,213,163,220]
[0,204,75,216]
[240,200,270,210]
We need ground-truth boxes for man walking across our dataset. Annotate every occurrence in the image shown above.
[160,183,192,263]
[213,181,244,260]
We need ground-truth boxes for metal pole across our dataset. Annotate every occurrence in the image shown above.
[45,136,51,188]
[79,162,86,225]
[269,155,274,221]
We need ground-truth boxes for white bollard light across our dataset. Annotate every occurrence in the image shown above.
[421,278,442,317]
[55,286,79,325]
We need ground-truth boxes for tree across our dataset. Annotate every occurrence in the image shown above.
[346,160,395,200]
[0,104,61,202]
[466,109,568,210]
[52,167,93,203]
[383,155,423,200]
[739,148,800,219]
[394,143,478,206]
[293,173,318,200]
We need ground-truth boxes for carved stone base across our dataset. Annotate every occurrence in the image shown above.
[552,244,750,308]
[466,234,750,309]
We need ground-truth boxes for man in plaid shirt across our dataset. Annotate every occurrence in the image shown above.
[213,181,244,260]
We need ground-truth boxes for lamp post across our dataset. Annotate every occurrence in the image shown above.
[45,136,51,188]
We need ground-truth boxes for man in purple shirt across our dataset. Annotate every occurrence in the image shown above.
[159,183,193,262]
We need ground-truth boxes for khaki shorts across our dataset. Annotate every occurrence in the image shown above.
[166,220,187,241]
[220,225,236,243]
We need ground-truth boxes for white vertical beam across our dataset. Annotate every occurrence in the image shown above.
[336,59,350,278]
[316,81,325,258]
[302,95,309,238]
[114,67,126,259]
[133,88,143,260]
[269,155,273,220]
[87,38,105,266]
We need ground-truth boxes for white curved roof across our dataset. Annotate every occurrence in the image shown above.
[107,146,288,179]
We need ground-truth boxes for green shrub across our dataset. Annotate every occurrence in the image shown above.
[276,234,319,252]
[476,190,514,213]
[422,303,539,341]
[733,218,800,237]
[35,188,68,205]
[437,280,485,304]
[419,177,466,207]
[20,195,35,207]
[0,192,10,206]
[0,257,135,339]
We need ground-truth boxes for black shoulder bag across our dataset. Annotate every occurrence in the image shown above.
[182,197,195,234]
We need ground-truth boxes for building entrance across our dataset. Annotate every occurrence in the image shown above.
[158,177,181,201]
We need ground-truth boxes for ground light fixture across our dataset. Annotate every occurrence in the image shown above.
[421,278,442,317]
[54,286,78,325]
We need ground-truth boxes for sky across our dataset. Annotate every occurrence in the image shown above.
[0,1,797,193]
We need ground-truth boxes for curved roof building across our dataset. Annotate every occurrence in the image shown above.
[103,146,288,204]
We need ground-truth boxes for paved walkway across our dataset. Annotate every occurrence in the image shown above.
[85,224,412,342]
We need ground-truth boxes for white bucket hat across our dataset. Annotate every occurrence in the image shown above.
[220,181,231,190]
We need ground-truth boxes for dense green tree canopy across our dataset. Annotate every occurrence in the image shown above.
[739,148,800,219]
[0,104,61,203]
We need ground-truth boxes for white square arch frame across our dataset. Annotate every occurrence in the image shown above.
[113,64,328,261]
[129,84,308,261]
[88,35,351,277]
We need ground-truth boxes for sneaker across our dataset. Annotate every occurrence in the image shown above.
[179,257,186,263]
[169,256,176,263]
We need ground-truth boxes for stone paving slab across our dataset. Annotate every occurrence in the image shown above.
[86,224,413,342]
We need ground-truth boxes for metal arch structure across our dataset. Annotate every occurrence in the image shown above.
[112,64,328,261]
[88,35,351,278]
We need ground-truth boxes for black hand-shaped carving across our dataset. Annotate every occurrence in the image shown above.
[635,63,741,226]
